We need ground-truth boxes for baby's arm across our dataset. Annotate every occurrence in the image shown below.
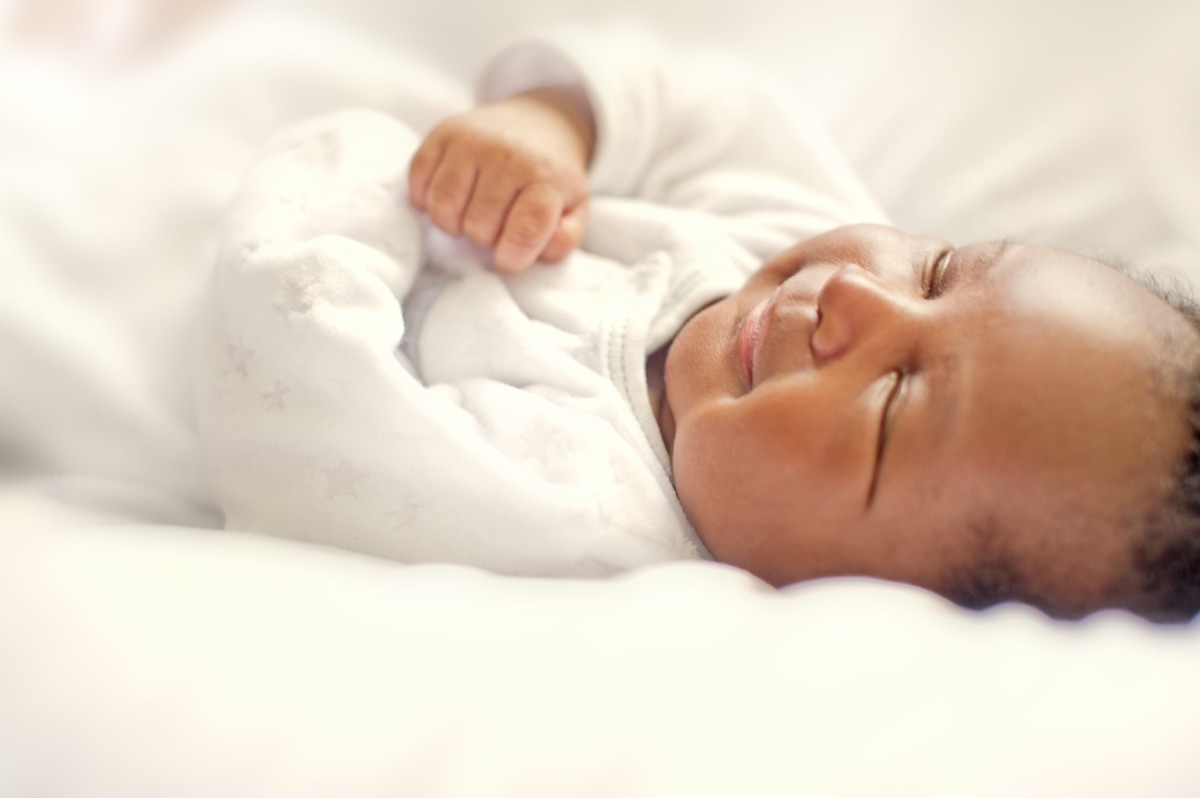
[473,30,890,262]
[408,87,595,273]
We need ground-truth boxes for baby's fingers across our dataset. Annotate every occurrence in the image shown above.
[421,144,479,237]
[494,183,563,274]
[462,169,522,249]
[540,202,588,263]
[407,134,445,208]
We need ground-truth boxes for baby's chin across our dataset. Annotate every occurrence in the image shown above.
[661,298,743,449]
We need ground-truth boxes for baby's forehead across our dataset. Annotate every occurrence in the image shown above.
[971,244,1190,355]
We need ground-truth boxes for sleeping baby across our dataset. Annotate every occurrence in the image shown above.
[196,30,1200,623]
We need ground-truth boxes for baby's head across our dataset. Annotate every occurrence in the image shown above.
[658,224,1200,622]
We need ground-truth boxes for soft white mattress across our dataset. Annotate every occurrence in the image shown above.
[1,1,1198,795]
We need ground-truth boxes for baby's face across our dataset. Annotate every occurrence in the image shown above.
[661,224,1192,616]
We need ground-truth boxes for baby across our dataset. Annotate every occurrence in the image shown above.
[198,31,1200,623]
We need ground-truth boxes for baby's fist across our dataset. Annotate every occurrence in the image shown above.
[408,88,594,273]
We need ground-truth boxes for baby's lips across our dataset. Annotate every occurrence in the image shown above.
[738,288,779,387]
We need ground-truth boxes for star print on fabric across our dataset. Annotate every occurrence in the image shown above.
[384,498,420,531]
[261,381,289,411]
[273,272,322,315]
[631,262,658,294]
[322,460,367,500]
[225,340,255,378]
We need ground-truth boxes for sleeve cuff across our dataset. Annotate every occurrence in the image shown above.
[475,28,659,196]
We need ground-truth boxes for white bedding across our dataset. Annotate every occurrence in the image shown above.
[2,1,1199,795]
[5,521,1198,796]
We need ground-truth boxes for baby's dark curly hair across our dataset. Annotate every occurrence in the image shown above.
[1127,273,1200,622]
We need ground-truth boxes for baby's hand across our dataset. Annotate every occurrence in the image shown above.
[408,88,595,274]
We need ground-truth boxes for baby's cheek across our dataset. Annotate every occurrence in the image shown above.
[671,410,765,560]
[663,300,741,410]
[670,416,725,525]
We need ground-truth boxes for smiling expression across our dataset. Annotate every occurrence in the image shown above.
[659,225,1193,616]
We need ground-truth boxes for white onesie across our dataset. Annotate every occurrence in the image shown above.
[196,29,888,576]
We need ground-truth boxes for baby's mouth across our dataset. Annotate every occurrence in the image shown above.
[738,270,827,387]
[738,288,781,387]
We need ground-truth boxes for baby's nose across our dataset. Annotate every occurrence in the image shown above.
[811,263,913,363]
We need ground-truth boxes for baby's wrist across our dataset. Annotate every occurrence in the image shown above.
[507,86,596,170]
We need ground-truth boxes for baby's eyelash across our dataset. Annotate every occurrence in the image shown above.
[868,370,904,506]
[924,250,954,299]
